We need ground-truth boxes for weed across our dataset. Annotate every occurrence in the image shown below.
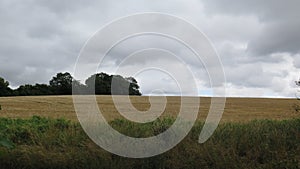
[0,116,299,169]
[0,138,14,149]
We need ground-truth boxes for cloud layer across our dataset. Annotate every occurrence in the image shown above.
[0,0,299,97]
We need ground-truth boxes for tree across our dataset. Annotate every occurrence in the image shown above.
[85,72,111,95]
[85,72,141,95]
[72,79,87,95]
[0,72,141,97]
[0,77,12,96]
[126,77,142,95]
[34,84,53,95]
[49,72,73,95]
[15,84,53,96]
[15,84,34,96]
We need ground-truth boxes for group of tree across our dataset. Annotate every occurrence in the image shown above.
[0,72,141,97]
[0,77,12,97]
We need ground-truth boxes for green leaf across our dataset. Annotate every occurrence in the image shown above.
[0,138,15,149]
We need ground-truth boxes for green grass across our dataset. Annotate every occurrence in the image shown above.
[0,116,299,169]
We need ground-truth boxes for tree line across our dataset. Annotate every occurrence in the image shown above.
[0,72,142,97]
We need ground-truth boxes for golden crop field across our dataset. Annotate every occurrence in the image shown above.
[0,95,299,122]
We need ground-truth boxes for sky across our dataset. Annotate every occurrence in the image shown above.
[0,0,299,98]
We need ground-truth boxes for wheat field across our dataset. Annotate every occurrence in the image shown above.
[0,95,299,122]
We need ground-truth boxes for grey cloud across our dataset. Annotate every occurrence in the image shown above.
[0,0,298,97]
[248,21,300,56]
[202,0,299,22]
[0,0,83,86]
[225,63,275,88]
[34,0,90,14]
[102,34,196,66]
[202,0,300,57]
[293,54,300,68]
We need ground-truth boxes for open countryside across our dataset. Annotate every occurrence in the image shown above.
[0,96,300,168]
[0,96,299,122]
[1,0,300,168]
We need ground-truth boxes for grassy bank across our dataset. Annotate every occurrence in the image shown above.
[0,116,299,169]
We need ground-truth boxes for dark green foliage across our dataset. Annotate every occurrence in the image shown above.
[0,72,142,97]
[0,77,12,96]
[15,84,54,96]
[0,117,299,169]
[49,72,73,95]
[85,72,111,95]
[0,138,14,149]
[126,77,142,96]
[85,72,142,95]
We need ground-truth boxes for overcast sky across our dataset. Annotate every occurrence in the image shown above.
[0,0,299,97]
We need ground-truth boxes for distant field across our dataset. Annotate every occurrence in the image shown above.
[0,96,299,122]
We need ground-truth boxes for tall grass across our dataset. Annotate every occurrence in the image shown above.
[0,116,299,169]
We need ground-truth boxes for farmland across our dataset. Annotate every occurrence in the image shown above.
[0,96,299,122]
[0,96,300,169]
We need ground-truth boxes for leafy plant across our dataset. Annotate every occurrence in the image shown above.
[0,116,300,169]
[0,137,14,149]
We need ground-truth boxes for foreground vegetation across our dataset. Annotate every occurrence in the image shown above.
[0,116,299,169]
